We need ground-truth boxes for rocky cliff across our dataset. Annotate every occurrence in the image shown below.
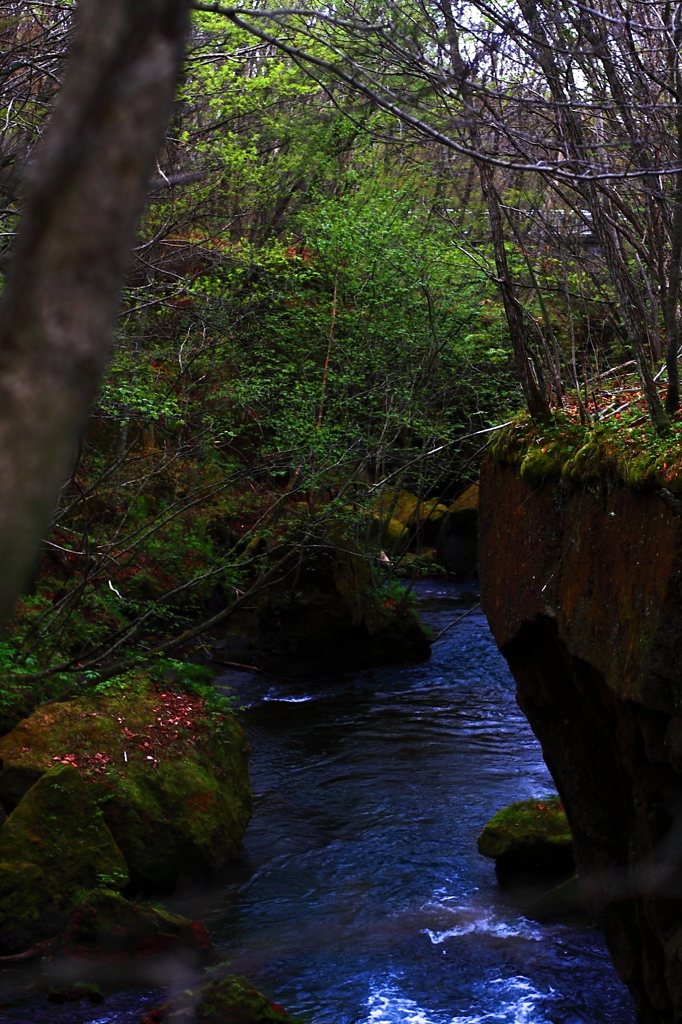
[479,452,682,1024]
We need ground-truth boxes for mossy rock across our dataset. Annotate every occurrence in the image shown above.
[374,488,419,526]
[393,549,441,579]
[620,454,658,491]
[477,796,573,868]
[63,887,214,959]
[372,490,446,546]
[256,544,430,675]
[381,515,410,550]
[561,441,606,483]
[0,681,251,891]
[447,483,479,517]
[519,448,562,486]
[141,971,301,1023]
[0,765,128,954]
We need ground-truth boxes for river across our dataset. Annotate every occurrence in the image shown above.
[0,580,635,1023]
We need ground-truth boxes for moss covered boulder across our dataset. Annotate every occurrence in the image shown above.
[0,765,128,954]
[0,678,251,891]
[62,887,215,962]
[477,796,574,868]
[373,489,448,548]
[140,971,301,1023]
[256,544,430,675]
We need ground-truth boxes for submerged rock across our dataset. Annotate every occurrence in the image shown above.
[140,971,300,1023]
[527,873,584,919]
[62,887,215,963]
[47,982,103,1004]
[477,796,574,868]
[0,764,128,954]
[0,678,251,892]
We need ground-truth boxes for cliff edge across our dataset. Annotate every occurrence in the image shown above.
[479,447,682,1024]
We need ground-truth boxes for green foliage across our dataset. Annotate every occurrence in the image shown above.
[0,11,524,689]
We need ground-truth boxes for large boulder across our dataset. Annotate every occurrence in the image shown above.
[0,678,251,892]
[436,483,478,576]
[373,489,448,548]
[0,765,129,954]
[255,544,430,675]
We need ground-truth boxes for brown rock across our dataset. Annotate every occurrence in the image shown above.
[479,456,682,1023]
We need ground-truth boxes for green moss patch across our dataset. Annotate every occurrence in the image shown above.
[477,796,573,868]
[491,399,682,495]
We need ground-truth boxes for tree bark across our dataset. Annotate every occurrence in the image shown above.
[0,0,190,623]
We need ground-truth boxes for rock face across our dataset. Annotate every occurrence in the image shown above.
[436,483,478,576]
[479,456,682,1023]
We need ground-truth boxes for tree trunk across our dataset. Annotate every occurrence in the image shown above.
[0,0,190,623]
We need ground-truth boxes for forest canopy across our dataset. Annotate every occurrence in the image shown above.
[0,0,679,698]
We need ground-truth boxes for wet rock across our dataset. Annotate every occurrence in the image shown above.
[61,887,215,963]
[0,678,251,891]
[527,873,584,919]
[47,982,103,1004]
[477,795,574,868]
[0,764,128,954]
[436,483,478,577]
[140,971,300,1023]
[256,545,430,675]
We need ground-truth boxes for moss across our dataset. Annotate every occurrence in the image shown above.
[0,765,128,953]
[0,680,251,891]
[477,795,573,867]
[519,447,563,486]
[620,453,658,491]
[447,483,479,515]
[47,982,103,1005]
[561,441,607,483]
[489,396,682,495]
[141,972,303,1024]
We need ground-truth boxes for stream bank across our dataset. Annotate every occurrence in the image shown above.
[0,581,634,1022]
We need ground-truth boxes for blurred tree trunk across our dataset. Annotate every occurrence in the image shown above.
[0,0,190,623]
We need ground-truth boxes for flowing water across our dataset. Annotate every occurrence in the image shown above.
[0,580,635,1023]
